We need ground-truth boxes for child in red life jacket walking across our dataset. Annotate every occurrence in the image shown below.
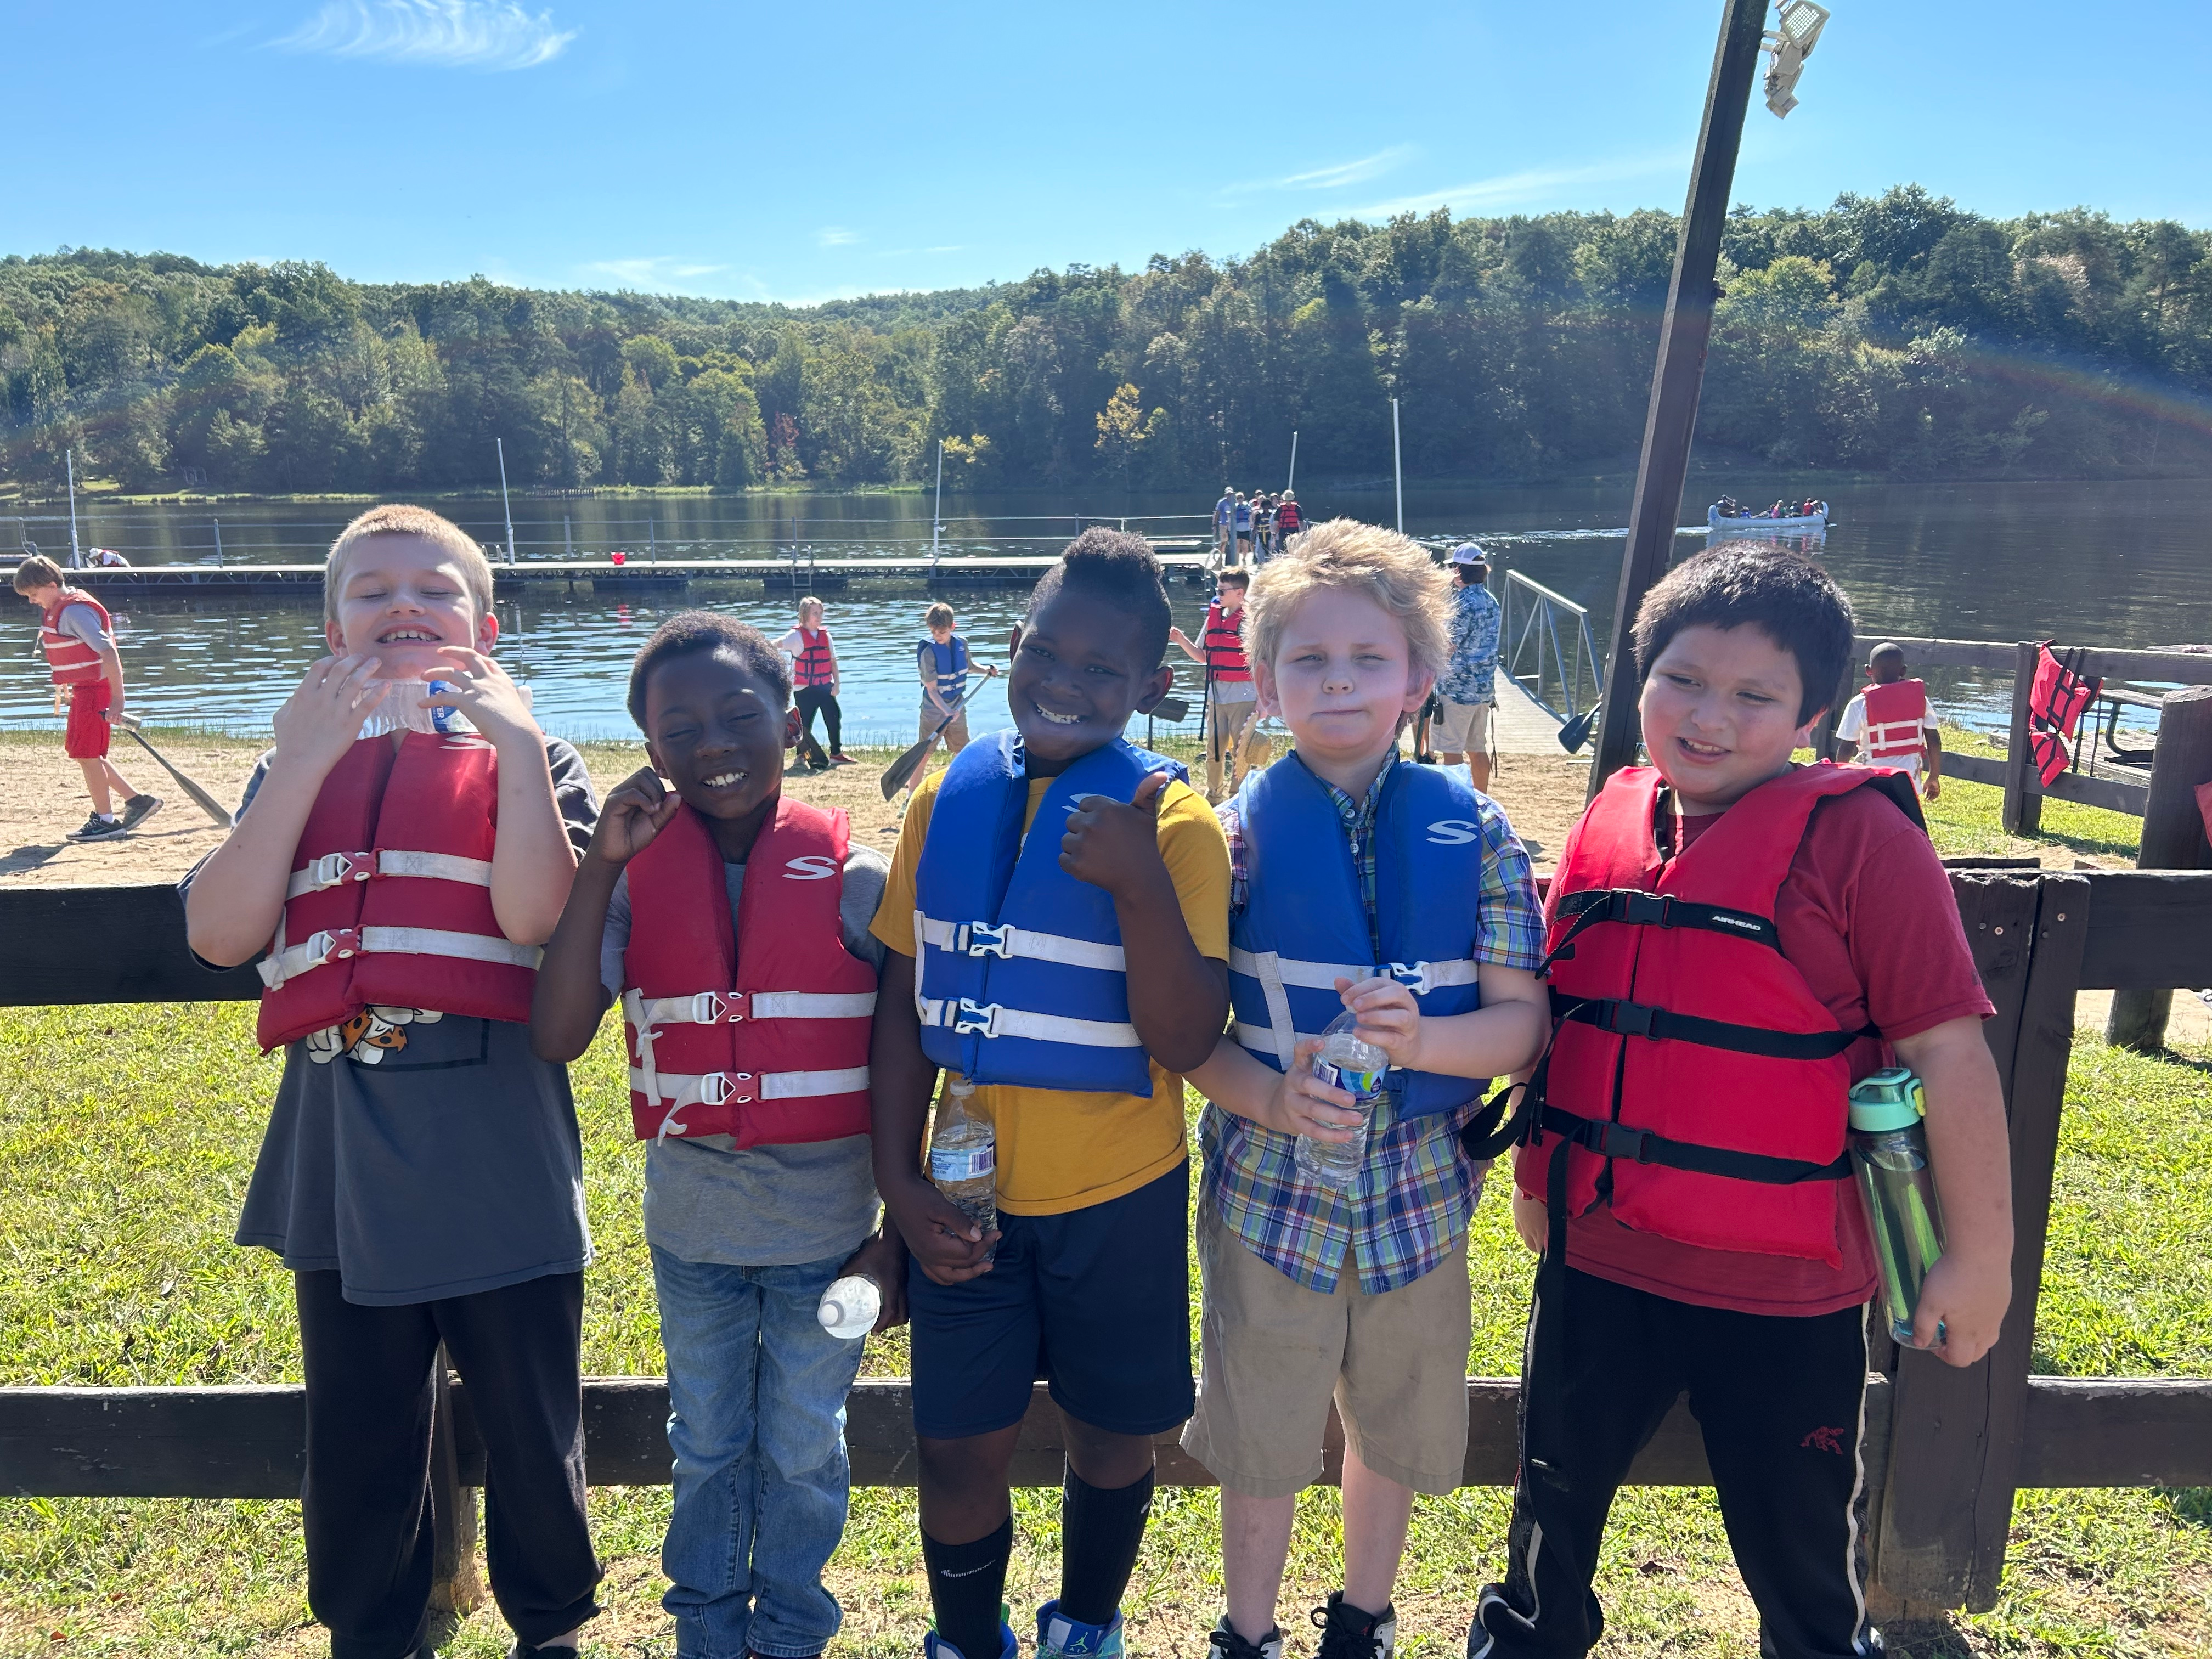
[868,531,1232,1659]
[531,611,905,1659]
[775,596,853,768]
[183,504,602,1659]
[13,553,162,841]
[1835,641,1942,801]
[1178,521,1550,1659]
[1468,546,2013,1659]
[1169,567,1262,804]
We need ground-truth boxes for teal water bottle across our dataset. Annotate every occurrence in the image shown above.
[1849,1068,1946,1344]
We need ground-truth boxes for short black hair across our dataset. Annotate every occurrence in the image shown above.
[1025,528,1172,669]
[1630,546,1853,725]
[1217,568,1251,590]
[627,610,791,729]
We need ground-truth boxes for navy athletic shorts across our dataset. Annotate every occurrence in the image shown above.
[907,1161,1193,1440]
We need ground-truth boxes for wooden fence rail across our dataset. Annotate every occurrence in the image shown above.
[3,871,2210,1617]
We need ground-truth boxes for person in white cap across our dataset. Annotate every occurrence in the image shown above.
[1435,544,1500,791]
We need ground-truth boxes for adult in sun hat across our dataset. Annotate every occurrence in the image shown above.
[1434,543,1501,792]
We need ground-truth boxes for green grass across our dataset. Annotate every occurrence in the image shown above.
[1919,726,2144,864]
[2,998,2208,1656]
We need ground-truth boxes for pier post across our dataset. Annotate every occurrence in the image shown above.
[2104,686,2212,1050]
[2001,641,2041,836]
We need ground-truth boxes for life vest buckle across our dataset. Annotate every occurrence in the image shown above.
[963,923,1014,959]
[1596,999,1657,1038]
[1386,961,1431,994]
[307,850,373,888]
[1588,1120,1654,1164]
[305,927,362,966]
[953,998,1004,1038]
[1617,891,1673,928]
[692,992,730,1024]
[696,1071,757,1107]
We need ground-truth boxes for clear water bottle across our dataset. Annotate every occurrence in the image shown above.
[1294,1009,1390,1193]
[356,678,532,739]
[929,1077,998,1243]
[817,1273,881,1341]
[1849,1067,1947,1344]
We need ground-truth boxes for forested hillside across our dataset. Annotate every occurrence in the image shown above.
[3,185,2208,497]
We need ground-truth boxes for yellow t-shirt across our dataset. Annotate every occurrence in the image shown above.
[870,761,1231,1216]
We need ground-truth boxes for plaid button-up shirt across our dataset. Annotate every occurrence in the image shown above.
[1207,754,1544,1294]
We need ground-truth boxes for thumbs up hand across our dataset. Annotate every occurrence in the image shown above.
[1060,769,1173,898]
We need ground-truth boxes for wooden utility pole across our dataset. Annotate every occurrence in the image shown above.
[1587,0,1774,797]
[2104,685,2212,1050]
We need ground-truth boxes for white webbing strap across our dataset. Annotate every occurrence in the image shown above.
[917,996,1142,1048]
[283,848,494,900]
[625,989,877,1028]
[256,924,539,991]
[1229,945,1370,991]
[917,912,1126,973]
[1235,1019,1321,1057]
[1226,947,1477,1066]
[627,1065,872,1142]
[1863,718,1924,758]
[752,990,878,1020]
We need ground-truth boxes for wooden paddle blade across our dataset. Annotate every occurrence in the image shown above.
[1152,697,1191,724]
[880,738,933,800]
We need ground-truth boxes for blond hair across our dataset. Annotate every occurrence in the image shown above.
[13,554,68,593]
[323,504,495,624]
[924,601,956,629]
[1243,517,1451,682]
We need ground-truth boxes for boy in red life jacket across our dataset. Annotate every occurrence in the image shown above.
[1835,641,1943,802]
[1169,568,1262,803]
[1466,547,2014,1659]
[533,611,905,1659]
[184,504,603,1659]
[13,552,162,842]
[775,596,854,768]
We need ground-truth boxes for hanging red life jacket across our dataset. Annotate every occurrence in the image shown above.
[39,590,111,686]
[1201,601,1252,683]
[620,797,876,1147]
[256,733,543,1051]
[1860,678,1929,765]
[793,627,837,689]
[1513,764,1922,1265]
[2027,643,2099,788]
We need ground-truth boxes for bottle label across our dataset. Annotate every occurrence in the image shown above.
[930,1144,996,1182]
[1316,1059,1386,1101]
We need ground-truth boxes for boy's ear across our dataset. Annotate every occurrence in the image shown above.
[1132,661,1174,716]
[1402,666,1437,714]
[644,737,667,776]
[324,617,347,654]
[1252,657,1280,719]
[476,610,500,653]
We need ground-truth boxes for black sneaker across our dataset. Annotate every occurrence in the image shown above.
[65,812,126,842]
[1312,1593,1397,1659]
[120,793,165,831]
[1208,1616,1284,1659]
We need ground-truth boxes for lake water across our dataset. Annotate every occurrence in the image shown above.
[7,477,2208,746]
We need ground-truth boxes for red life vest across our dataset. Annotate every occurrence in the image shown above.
[256,733,543,1051]
[1860,678,1928,764]
[1201,601,1252,683]
[2027,643,2100,787]
[793,627,836,689]
[1513,764,1920,1265]
[1275,501,1301,532]
[40,590,110,686]
[620,797,876,1147]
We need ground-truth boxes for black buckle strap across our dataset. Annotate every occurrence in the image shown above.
[1556,996,1869,1061]
[1542,888,1781,972]
[1541,1105,1851,1185]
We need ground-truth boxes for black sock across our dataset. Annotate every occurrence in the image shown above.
[1058,1465,1154,1627]
[923,1516,1013,1659]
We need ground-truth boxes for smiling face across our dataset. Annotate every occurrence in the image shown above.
[1639,622,1820,814]
[324,533,494,679]
[1006,589,1170,774]
[1254,588,1430,776]
[642,647,786,847]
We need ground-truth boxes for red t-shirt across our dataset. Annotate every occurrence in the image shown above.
[1557,782,1996,1317]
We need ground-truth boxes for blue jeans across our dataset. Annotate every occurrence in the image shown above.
[651,1245,867,1659]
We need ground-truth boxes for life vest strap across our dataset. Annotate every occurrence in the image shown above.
[625,988,877,1026]
[918,913,1126,973]
[1539,1105,1850,1185]
[284,847,495,899]
[1543,887,1780,972]
[257,923,541,990]
[917,995,1142,1048]
[629,1065,872,1142]
[1554,994,1867,1060]
[1231,947,1478,998]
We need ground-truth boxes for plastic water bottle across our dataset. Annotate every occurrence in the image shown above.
[817,1274,881,1341]
[1294,1009,1389,1193]
[929,1078,998,1242]
[1849,1067,1947,1344]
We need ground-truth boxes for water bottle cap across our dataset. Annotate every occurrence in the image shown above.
[1848,1066,1926,1131]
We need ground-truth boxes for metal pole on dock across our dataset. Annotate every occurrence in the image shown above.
[932,440,944,569]
[1287,430,1299,492]
[496,439,516,565]
[649,516,658,567]
[1390,400,1403,534]
[563,515,573,560]
[65,449,82,567]
[212,518,223,567]
[1586,0,1771,798]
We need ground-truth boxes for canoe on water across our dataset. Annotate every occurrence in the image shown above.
[1708,506,1829,534]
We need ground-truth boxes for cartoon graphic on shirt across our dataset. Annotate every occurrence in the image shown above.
[303,1007,445,1065]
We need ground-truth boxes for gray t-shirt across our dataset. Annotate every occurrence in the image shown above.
[599,844,889,1268]
[57,601,113,654]
[193,738,601,1306]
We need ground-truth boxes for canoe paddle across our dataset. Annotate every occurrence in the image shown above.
[880,676,992,800]
[1558,703,1600,755]
[110,712,234,826]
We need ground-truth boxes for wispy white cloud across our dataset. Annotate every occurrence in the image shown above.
[1350,153,1685,219]
[1220,145,1419,199]
[580,256,731,292]
[274,0,575,71]
[817,227,861,247]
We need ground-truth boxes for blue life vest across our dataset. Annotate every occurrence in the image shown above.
[1227,755,1489,1120]
[919,635,970,704]
[915,731,1189,1095]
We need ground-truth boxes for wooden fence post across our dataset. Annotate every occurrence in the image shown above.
[427,1348,483,1633]
[2001,641,2041,836]
[2105,686,2212,1051]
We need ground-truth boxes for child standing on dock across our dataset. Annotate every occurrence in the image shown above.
[1180,520,1549,1659]
[869,531,1230,1659]
[1468,545,2011,1659]
[1835,640,1943,799]
[1169,568,1261,804]
[181,504,603,1658]
[776,596,854,768]
[13,554,163,842]
[918,601,999,754]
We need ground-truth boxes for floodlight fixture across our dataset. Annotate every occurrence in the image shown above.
[1764,0,1830,119]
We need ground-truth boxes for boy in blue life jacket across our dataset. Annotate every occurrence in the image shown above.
[1469,546,2012,1659]
[1176,519,1550,1659]
[868,529,1233,1659]
[918,601,1000,755]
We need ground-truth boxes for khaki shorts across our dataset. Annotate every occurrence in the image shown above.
[1434,697,1494,756]
[1180,1200,1471,1498]
[921,702,970,752]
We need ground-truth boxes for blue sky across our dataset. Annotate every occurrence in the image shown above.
[13,1,2211,304]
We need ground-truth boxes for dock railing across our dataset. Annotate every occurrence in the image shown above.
[1499,568,1602,722]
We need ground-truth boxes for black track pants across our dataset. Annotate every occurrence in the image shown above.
[295,1270,602,1659]
[795,684,844,755]
[1471,1268,1878,1659]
